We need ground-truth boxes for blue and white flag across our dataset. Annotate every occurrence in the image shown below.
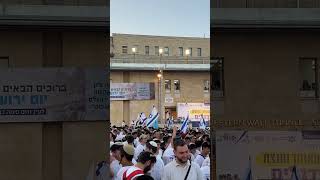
[146,105,159,129]
[243,156,252,180]
[135,112,148,127]
[180,114,189,134]
[168,116,174,129]
[291,165,299,180]
[199,114,206,129]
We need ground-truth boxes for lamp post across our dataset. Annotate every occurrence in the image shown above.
[157,71,162,125]
[185,49,190,64]
[132,47,136,63]
[159,48,163,64]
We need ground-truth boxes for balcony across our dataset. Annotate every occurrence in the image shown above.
[110,54,210,71]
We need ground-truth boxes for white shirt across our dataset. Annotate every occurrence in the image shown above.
[134,138,139,147]
[116,166,130,180]
[162,144,175,165]
[190,153,195,161]
[150,155,165,180]
[110,160,121,180]
[162,159,203,180]
[201,157,210,167]
[157,149,163,160]
[200,166,210,180]
[194,154,206,168]
[134,144,145,160]
[195,149,201,157]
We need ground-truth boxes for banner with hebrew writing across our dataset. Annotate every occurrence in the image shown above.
[0,68,107,122]
[216,131,320,180]
[110,83,155,100]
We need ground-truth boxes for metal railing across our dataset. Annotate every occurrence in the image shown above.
[111,54,210,64]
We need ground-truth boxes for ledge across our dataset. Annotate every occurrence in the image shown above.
[211,8,320,28]
[110,63,210,71]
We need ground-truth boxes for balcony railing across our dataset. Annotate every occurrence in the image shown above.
[111,54,210,64]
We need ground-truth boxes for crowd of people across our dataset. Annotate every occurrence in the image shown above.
[107,123,211,180]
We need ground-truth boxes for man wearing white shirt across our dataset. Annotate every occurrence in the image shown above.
[116,144,135,180]
[162,139,203,180]
[162,127,177,165]
[194,142,210,168]
[134,134,148,160]
[200,156,210,180]
[145,140,164,180]
[110,142,123,180]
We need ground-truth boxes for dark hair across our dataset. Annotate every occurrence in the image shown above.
[110,144,122,152]
[173,139,186,150]
[137,151,156,164]
[195,140,203,148]
[120,146,133,162]
[202,142,210,149]
[146,142,157,154]
[162,136,170,144]
[136,175,154,180]
[126,135,134,144]
[188,143,196,150]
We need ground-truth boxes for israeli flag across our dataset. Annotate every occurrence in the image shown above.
[243,156,252,180]
[140,112,148,127]
[199,114,206,129]
[146,106,159,129]
[291,165,299,180]
[180,114,189,134]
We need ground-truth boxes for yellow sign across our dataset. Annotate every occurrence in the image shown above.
[255,152,320,167]
[189,109,210,116]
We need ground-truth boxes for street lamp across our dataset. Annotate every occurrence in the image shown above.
[159,48,163,64]
[132,47,136,62]
[185,49,190,64]
[157,70,163,125]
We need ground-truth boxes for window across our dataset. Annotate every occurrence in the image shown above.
[132,45,138,54]
[179,47,183,56]
[204,80,209,92]
[122,46,128,54]
[145,46,149,55]
[165,80,171,93]
[211,58,224,97]
[155,46,159,56]
[300,58,318,97]
[164,47,169,56]
[174,80,180,93]
[197,48,202,57]
[189,48,192,56]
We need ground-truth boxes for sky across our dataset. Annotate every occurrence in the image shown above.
[111,0,210,38]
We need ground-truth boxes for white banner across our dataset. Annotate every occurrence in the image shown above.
[0,68,107,122]
[177,102,210,121]
[216,131,320,180]
[110,83,155,101]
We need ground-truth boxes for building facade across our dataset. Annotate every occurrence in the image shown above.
[0,1,108,180]
[211,2,320,131]
[110,33,210,126]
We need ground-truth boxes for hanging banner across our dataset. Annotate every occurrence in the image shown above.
[177,103,210,121]
[0,68,107,122]
[110,83,155,101]
[216,131,320,180]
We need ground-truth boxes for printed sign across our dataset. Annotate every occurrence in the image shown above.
[110,83,155,101]
[177,103,210,121]
[216,131,320,180]
[0,68,107,122]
